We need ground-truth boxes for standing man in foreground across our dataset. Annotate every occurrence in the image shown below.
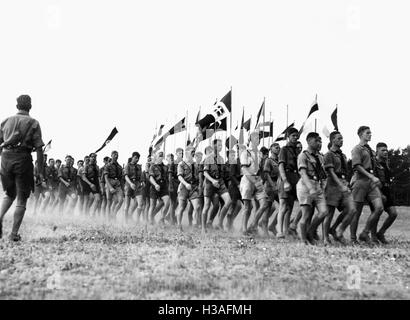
[372,142,398,244]
[350,126,383,244]
[0,95,45,241]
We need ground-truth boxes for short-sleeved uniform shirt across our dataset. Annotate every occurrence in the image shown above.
[123,162,143,197]
[350,143,381,203]
[58,165,78,198]
[323,149,353,208]
[58,165,78,185]
[148,163,168,198]
[203,154,229,197]
[83,163,100,185]
[45,165,59,189]
[149,163,168,185]
[0,110,44,199]
[240,149,259,176]
[82,163,100,194]
[0,110,44,152]
[278,143,299,185]
[351,144,375,177]
[124,163,143,182]
[203,154,226,180]
[264,157,279,181]
[297,150,326,181]
[324,149,348,186]
[177,160,199,186]
[103,161,123,185]
[264,157,280,198]
[374,159,395,207]
[297,150,327,207]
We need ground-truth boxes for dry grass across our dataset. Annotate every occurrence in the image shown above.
[0,206,409,300]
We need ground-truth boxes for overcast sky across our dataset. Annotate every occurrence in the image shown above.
[0,0,409,165]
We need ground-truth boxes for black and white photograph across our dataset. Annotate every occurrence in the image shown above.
[0,0,409,304]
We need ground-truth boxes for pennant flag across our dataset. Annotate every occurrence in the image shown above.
[239,108,245,145]
[43,139,52,153]
[195,108,201,125]
[299,95,319,135]
[243,118,251,131]
[197,90,232,130]
[186,132,191,147]
[322,125,330,138]
[255,100,265,129]
[226,135,238,149]
[95,127,118,153]
[275,122,295,142]
[331,105,339,131]
[157,124,165,137]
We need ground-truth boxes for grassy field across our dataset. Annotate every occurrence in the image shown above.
[0,205,409,300]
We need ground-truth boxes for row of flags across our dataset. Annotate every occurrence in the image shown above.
[41,92,340,156]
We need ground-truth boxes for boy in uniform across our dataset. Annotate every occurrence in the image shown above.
[350,126,383,244]
[296,132,328,245]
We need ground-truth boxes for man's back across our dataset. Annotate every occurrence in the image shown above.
[0,110,43,152]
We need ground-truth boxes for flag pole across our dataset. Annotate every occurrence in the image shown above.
[315,118,317,133]
[263,97,266,147]
[269,111,272,147]
[229,86,233,156]
[286,104,289,128]
[185,110,188,146]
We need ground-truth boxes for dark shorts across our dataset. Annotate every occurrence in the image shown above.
[380,186,395,208]
[106,179,124,200]
[125,182,143,198]
[58,183,77,200]
[228,182,242,202]
[76,180,85,196]
[325,180,354,209]
[169,180,179,201]
[34,183,47,198]
[204,179,228,198]
[178,183,200,201]
[0,151,34,200]
[351,178,382,204]
[265,181,279,202]
[149,183,168,200]
[83,181,101,195]
[277,177,297,201]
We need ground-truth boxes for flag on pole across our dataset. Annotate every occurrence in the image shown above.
[197,90,231,130]
[275,122,295,141]
[95,127,118,153]
[299,95,319,135]
[255,100,265,129]
[243,118,251,131]
[239,108,245,145]
[195,107,201,125]
[43,139,52,153]
[258,122,274,139]
[154,118,186,149]
[150,124,164,147]
[226,135,238,149]
[331,105,339,131]
[322,125,330,138]
[168,117,186,135]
